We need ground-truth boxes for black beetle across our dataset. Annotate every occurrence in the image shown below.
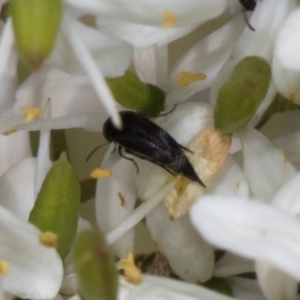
[102,111,205,187]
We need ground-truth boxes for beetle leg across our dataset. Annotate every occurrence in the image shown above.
[111,142,117,153]
[118,146,139,173]
[180,145,193,154]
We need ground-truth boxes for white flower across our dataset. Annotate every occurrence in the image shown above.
[0,7,133,131]
[0,206,63,299]
[66,0,228,48]
[190,127,300,300]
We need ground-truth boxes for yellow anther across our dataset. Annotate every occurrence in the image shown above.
[39,231,58,248]
[161,10,176,28]
[119,252,142,284]
[90,168,112,179]
[21,106,41,122]
[0,261,9,275]
[2,128,17,136]
[176,72,207,86]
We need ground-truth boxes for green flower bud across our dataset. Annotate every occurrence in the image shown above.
[11,0,62,70]
[73,229,118,300]
[106,71,165,115]
[29,152,80,259]
[214,56,271,134]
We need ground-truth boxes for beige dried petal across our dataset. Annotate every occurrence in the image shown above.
[164,127,231,219]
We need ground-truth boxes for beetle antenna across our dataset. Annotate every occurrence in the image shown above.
[86,142,110,162]
[242,8,255,31]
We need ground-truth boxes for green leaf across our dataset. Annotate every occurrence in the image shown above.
[11,0,62,70]
[214,56,271,134]
[29,152,80,259]
[106,71,165,115]
[73,229,118,300]
[203,277,233,296]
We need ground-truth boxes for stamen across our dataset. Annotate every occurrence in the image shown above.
[0,261,9,275]
[161,10,177,28]
[39,231,58,248]
[176,72,207,86]
[90,168,112,178]
[21,106,41,122]
[63,14,121,128]
[119,252,142,284]
[106,181,175,245]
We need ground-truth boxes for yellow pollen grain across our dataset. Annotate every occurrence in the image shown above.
[90,168,112,179]
[119,252,142,284]
[21,106,41,122]
[296,212,300,219]
[2,128,17,136]
[0,261,9,275]
[39,231,58,248]
[161,10,176,28]
[176,72,207,86]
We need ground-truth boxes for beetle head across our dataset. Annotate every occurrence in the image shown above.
[102,117,114,142]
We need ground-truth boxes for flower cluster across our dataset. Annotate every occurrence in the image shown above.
[1,0,300,299]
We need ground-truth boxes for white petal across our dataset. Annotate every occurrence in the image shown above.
[35,101,51,197]
[272,53,300,105]
[0,206,63,298]
[143,274,234,300]
[0,49,18,113]
[146,203,214,283]
[166,14,245,105]
[274,8,300,72]
[240,127,296,202]
[205,155,249,198]
[96,149,137,258]
[0,131,31,176]
[60,273,78,295]
[0,157,36,220]
[16,68,107,118]
[67,0,227,27]
[255,261,297,300]
[105,181,175,246]
[273,131,300,171]
[272,172,300,214]
[232,0,295,61]
[133,46,168,90]
[50,20,133,77]
[155,102,213,145]
[96,18,196,48]
[214,252,254,277]
[0,18,14,84]
[190,195,300,280]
